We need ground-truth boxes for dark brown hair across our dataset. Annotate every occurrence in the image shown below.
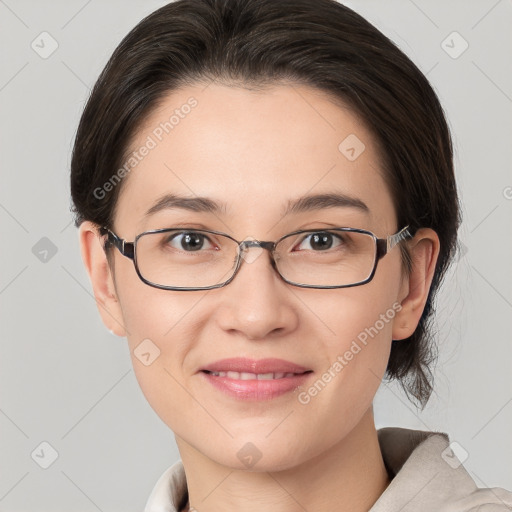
[70,0,462,410]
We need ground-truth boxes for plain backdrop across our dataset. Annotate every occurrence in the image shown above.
[1,0,511,510]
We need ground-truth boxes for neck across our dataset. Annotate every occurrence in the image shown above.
[176,408,391,512]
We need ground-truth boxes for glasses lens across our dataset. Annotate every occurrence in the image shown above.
[136,230,239,289]
[275,229,376,287]
[134,228,377,289]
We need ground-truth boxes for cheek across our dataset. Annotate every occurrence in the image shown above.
[113,269,202,414]
[115,257,203,346]
[316,288,396,391]
[301,264,402,401]
[291,291,397,446]
[316,264,401,358]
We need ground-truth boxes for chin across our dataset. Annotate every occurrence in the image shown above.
[204,435,311,473]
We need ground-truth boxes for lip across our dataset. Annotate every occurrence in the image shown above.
[199,358,313,401]
[201,357,311,374]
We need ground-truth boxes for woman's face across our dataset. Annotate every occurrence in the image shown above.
[80,82,432,471]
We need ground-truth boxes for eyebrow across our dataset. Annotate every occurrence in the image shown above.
[144,191,370,218]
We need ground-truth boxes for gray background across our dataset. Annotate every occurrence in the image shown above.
[1,0,511,510]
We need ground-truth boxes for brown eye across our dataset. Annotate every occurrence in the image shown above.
[293,232,345,252]
[164,232,215,252]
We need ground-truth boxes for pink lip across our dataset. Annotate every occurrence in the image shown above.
[201,357,311,374]
[199,358,313,401]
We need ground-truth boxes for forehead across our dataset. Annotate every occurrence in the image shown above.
[113,82,395,236]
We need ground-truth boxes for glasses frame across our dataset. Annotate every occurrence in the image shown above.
[99,225,413,291]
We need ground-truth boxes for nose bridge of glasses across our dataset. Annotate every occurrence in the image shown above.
[236,239,279,269]
[239,239,276,252]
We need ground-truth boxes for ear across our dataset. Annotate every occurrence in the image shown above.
[392,228,440,341]
[78,221,127,337]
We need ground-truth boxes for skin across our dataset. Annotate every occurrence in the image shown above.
[79,82,439,512]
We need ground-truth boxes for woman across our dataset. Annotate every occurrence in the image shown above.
[70,0,512,510]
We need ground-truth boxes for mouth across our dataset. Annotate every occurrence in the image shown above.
[200,357,312,375]
[199,358,314,401]
[201,370,312,380]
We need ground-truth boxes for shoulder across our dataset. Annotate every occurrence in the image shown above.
[373,427,512,512]
[445,486,512,511]
[144,460,187,512]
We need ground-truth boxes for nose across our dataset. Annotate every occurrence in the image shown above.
[212,242,299,340]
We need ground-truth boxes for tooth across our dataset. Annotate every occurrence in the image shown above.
[209,371,299,380]
[240,372,257,380]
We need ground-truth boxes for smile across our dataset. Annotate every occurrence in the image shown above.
[198,358,314,400]
[202,370,306,380]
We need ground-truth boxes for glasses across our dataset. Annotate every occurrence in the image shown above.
[99,225,413,291]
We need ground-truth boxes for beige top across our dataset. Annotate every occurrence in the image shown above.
[144,427,512,512]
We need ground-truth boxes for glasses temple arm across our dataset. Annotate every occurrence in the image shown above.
[376,225,413,259]
[99,227,135,259]
[388,225,412,251]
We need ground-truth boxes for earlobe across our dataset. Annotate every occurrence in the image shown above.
[78,221,127,337]
[392,228,440,341]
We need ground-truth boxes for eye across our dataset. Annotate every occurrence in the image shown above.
[164,231,216,252]
[293,231,345,252]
